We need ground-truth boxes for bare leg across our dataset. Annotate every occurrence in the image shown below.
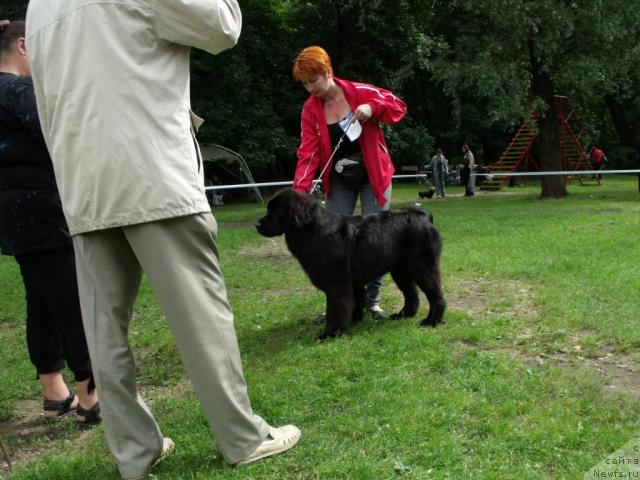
[40,372,77,416]
[76,378,98,410]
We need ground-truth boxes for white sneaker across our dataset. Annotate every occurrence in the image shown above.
[126,437,175,480]
[235,425,301,466]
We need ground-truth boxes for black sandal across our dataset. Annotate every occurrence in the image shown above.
[43,391,77,420]
[77,402,101,427]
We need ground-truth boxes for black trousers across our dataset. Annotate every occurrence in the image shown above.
[15,246,92,382]
[460,166,473,195]
[593,162,604,180]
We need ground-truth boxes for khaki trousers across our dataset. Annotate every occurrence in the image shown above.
[73,213,269,478]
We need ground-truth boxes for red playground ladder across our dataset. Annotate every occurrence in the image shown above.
[481,96,595,191]
[556,96,598,185]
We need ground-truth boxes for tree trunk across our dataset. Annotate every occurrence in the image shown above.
[605,93,640,148]
[481,136,491,165]
[537,92,566,198]
[529,39,566,198]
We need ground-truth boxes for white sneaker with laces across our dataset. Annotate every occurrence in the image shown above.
[235,425,301,466]
[126,437,175,480]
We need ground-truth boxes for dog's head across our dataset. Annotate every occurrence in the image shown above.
[255,188,317,237]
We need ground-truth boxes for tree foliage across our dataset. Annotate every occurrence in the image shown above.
[429,0,639,197]
[6,0,639,195]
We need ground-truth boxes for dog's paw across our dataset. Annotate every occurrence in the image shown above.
[316,329,342,341]
[391,308,416,319]
[419,317,443,328]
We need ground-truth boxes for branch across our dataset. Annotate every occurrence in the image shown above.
[0,434,11,475]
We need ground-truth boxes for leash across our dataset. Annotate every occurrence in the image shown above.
[310,115,358,193]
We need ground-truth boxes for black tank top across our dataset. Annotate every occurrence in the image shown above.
[328,120,361,158]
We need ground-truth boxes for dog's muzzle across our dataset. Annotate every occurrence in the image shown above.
[255,218,279,237]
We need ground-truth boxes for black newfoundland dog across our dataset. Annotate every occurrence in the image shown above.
[255,189,446,339]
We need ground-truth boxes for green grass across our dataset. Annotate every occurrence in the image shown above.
[1,177,639,479]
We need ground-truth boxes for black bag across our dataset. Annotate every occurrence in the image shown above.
[334,153,366,186]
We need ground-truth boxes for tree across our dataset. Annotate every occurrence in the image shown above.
[190,0,300,177]
[599,7,640,153]
[287,0,442,167]
[429,0,634,198]
[3,1,27,19]
[10,0,638,182]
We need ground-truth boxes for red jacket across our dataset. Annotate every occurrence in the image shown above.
[292,77,407,207]
[591,147,605,166]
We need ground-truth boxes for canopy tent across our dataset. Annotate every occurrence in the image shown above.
[199,143,264,204]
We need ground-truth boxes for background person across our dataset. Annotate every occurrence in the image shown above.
[590,145,607,183]
[0,20,99,426]
[291,45,407,320]
[459,161,469,195]
[430,148,448,198]
[26,2,299,479]
[462,144,475,196]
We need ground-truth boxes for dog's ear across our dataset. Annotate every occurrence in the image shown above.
[292,192,316,227]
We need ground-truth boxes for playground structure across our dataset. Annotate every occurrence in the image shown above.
[481,96,597,191]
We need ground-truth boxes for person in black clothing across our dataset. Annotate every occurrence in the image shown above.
[0,20,99,425]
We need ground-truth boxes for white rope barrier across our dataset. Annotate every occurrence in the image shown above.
[204,170,640,191]
[206,180,293,191]
[204,174,430,191]
[471,169,640,177]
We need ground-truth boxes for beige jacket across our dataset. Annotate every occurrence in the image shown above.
[26,0,241,234]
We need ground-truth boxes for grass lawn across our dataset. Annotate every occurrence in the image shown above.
[1,176,639,479]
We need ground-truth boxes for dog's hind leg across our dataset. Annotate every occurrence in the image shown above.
[415,265,446,327]
[390,267,420,318]
[318,287,355,340]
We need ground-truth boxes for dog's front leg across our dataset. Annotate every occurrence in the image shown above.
[318,287,354,340]
[352,285,366,325]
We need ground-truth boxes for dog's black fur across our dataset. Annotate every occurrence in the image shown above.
[418,188,435,199]
[255,189,446,339]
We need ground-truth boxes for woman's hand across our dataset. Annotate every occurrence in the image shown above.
[354,103,372,122]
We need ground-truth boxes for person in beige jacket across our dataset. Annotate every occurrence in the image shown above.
[25,1,300,478]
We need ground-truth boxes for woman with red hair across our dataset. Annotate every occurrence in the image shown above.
[291,46,407,319]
